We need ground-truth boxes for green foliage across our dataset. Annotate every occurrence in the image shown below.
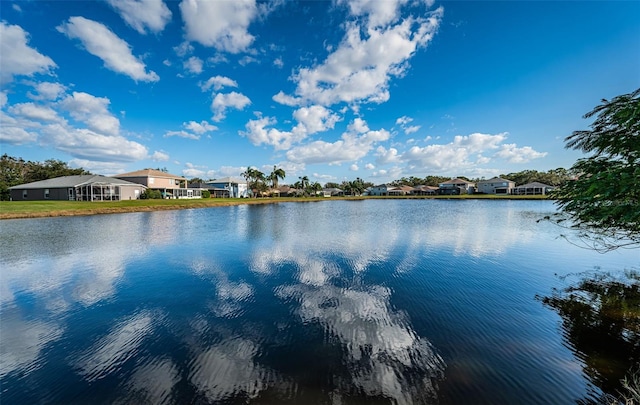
[552,88,640,250]
[201,190,210,198]
[268,165,286,189]
[140,189,163,199]
[502,168,573,187]
[0,154,89,200]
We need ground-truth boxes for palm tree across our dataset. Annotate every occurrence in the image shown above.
[269,165,286,189]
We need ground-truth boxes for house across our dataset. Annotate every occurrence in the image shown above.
[438,178,476,195]
[512,182,555,195]
[205,177,248,198]
[388,185,414,196]
[412,185,439,195]
[114,169,201,199]
[369,184,394,196]
[476,177,515,195]
[9,175,146,201]
[322,187,344,197]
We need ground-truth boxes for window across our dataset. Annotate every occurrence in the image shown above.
[44,189,50,199]
[23,190,27,199]
[149,177,155,184]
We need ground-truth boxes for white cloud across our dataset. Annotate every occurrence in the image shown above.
[211,92,251,122]
[273,57,284,68]
[164,130,200,140]
[107,0,172,34]
[240,116,301,150]
[313,173,335,181]
[59,92,120,136]
[183,56,203,74]
[164,120,217,140]
[40,123,148,162]
[375,146,401,165]
[184,120,217,134]
[9,103,62,123]
[274,6,443,107]
[0,124,38,145]
[173,41,194,57]
[292,105,341,135]
[365,163,375,170]
[200,75,238,92]
[0,22,56,84]
[286,119,390,165]
[401,133,507,173]
[337,0,407,30]
[350,164,359,171]
[29,82,67,101]
[494,144,547,163]
[68,159,130,174]
[0,92,7,108]
[179,0,257,53]
[57,16,159,82]
[151,151,170,161]
[396,116,421,135]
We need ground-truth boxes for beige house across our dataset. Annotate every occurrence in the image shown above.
[114,169,201,199]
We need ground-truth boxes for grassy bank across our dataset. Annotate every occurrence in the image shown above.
[0,194,550,220]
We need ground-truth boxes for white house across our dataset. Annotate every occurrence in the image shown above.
[512,182,555,195]
[206,177,248,198]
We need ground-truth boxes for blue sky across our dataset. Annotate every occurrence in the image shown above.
[1,0,638,184]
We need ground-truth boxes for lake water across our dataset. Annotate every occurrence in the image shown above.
[1,199,638,404]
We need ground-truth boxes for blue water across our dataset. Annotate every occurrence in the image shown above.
[0,199,637,404]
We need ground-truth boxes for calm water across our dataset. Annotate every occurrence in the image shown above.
[1,199,638,404]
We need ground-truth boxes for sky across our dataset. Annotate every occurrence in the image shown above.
[1,0,639,185]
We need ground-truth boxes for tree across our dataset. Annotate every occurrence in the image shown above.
[269,165,286,189]
[551,88,639,251]
[0,155,89,200]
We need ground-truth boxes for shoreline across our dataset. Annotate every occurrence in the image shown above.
[0,195,550,220]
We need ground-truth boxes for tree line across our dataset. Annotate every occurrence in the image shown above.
[0,154,90,201]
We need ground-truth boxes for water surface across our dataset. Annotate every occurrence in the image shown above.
[1,199,637,404]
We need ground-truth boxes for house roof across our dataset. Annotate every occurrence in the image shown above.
[440,178,474,185]
[9,175,143,189]
[206,176,247,185]
[515,182,554,188]
[115,169,186,180]
[478,177,514,184]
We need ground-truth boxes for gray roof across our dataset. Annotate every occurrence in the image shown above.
[477,177,514,184]
[440,178,474,185]
[515,182,554,188]
[206,177,247,185]
[9,175,144,189]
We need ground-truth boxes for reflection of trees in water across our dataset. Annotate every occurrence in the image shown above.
[538,270,639,402]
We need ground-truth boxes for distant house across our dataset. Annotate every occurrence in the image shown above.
[205,177,248,198]
[114,169,201,199]
[388,185,414,196]
[438,178,476,195]
[369,184,393,196]
[412,185,438,195]
[476,177,515,195]
[512,182,554,195]
[9,175,146,201]
[322,187,344,197]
